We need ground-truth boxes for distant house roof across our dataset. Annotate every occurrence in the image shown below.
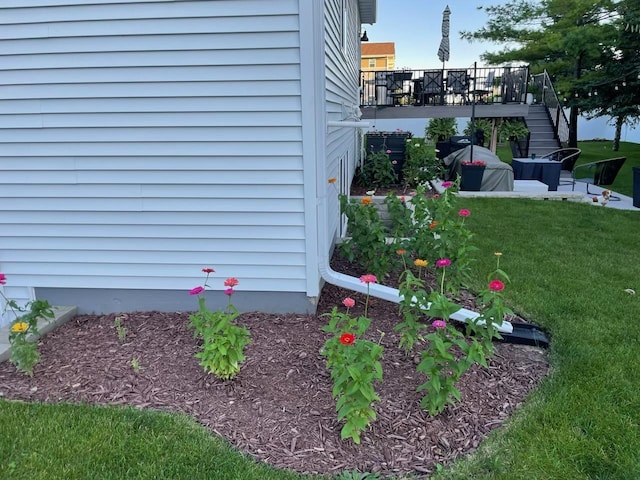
[358,0,377,24]
[361,42,395,57]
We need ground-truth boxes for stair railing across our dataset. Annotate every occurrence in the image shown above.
[531,71,570,145]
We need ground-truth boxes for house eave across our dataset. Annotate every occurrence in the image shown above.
[358,0,377,24]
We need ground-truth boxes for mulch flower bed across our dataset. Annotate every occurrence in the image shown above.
[0,253,549,478]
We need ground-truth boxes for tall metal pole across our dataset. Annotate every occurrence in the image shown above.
[469,62,477,162]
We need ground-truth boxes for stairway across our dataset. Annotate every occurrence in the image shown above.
[525,104,561,156]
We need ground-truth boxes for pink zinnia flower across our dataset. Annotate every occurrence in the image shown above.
[189,286,204,296]
[458,209,471,217]
[359,274,377,284]
[224,277,239,287]
[0,273,6,285]
[202,267,215,274]
[342,297,355,308]
[442,181,453,189]
[224,288,234,296]
[489,279,505,292]
[400,196,405,202]
[436,258,451,268]
[432,319,447,329]
[340,333,356,345]
[386,149,392,154]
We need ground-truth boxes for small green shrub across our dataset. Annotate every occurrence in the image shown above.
[403,137,443,188]
[355,148,398,188]
[425,118,457,144]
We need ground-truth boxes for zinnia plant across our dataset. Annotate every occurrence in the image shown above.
[321,294,383,444]
[1,273,54,376]
[188,269,251,380]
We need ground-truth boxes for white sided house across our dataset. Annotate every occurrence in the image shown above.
[0,0,381,324]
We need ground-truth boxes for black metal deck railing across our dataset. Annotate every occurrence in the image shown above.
[360,65,530,108]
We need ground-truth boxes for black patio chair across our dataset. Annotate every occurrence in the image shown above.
[446,70,469,104]
[420,70,444,105]
[386,71,413,105]
[572,156,626,200]
[541,147,581,185]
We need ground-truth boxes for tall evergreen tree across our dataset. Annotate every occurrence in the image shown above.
[462,0,618,147]
[578,0,640,150]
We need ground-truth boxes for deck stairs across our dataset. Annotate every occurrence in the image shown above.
[525,103,561,156]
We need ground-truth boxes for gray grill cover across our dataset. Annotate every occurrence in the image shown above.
[443,146,514,191]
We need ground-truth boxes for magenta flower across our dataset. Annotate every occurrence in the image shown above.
[386,149,392,154]
[489,279,505,292]
[432,319,447,329]
[442,181,453,189]
[436,258,452,268]
[458,209,471,217]
[224,288,234,296]
[189,286,204,296]
[359,274,377,284]
[0,273,6,285]
[342,297,355,308]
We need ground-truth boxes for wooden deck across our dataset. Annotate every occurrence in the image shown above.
[360,103,530,120]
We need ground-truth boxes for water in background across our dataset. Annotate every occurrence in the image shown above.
[366,115,638,144]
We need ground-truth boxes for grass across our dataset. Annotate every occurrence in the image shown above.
[496,140,640,197]
[431,198,640,480]
[2,189,640,479]
[0,401,318,480]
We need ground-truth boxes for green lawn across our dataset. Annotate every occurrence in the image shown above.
[2,184,640,479]
[497,140,640,197]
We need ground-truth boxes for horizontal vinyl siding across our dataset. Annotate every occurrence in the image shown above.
[324,0,361,242]
[0,0,308,296]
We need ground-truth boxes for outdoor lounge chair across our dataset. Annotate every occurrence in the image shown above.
[572,156,626,200]
[541,147,581,185]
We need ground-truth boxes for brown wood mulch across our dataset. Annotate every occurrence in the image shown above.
[0,253,549,478]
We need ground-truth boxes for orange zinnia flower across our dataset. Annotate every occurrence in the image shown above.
[429,221,438,230]
[396,249,406,255]
[361,197,372,205]
[414,259,428,268]
[328,177,337,184]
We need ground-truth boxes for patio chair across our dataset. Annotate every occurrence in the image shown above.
[420,70,444,105]
[572,156,626,200]
[446,70,468,104]
[541,147,581,185]
[386,71,413,105]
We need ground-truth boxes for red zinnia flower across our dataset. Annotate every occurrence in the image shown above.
[202,267,215,273]
[340,333,356,345]
[489,279,505,292]
[224,277,239,287]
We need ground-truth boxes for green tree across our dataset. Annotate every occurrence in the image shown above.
[462,0,618,147]
[577,0,640,150]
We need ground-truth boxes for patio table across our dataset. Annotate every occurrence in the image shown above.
[512,157,562,191]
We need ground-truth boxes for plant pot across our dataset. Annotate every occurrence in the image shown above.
[460,165,486,191]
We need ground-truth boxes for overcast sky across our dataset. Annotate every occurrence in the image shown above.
[362,0,513,69]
